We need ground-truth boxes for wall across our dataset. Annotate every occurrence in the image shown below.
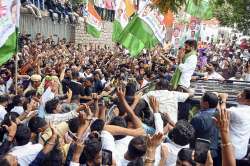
[19,12,114,47]
[73,21,114,47]
[20,13,74,41]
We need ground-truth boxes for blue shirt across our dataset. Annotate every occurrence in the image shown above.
[142,123,156,135]
[190,108,219,158]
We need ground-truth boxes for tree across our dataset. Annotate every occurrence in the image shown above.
[213,0,250,34]
[153,0,203,14]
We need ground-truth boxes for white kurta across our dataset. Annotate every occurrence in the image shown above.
[178,54,197,88]
[228,105,250,159]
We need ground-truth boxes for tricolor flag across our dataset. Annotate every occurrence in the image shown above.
[112,0,135,42]
[0,0,20,66]
[86,2,102,38]
[117,2,167,57]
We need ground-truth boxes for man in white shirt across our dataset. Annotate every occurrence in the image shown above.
[100,106,162,165]
[44,98,85,125]
[0,77,6,95]
[101,130,147,166]
[229,72,244,81]
[173,40,198,90]
[10,95,26,115]
[142,80,193,123]
[225,88,250,159]
[143,90,191,123]
[0,95,8,123]
[204,62,225,81]
[136,75,148,90]
[10,124,43,166]
[154,120,195,166]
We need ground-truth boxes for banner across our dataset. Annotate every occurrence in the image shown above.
[0,0,20,66]
[138,3,167,44]
[112,0,135,42]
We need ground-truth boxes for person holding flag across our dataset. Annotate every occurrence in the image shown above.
[170,39,198,92]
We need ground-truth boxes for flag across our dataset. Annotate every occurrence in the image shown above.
[112,0,135,42]
[186,0,213,20]
[0,0,20,66]
[163,11,174,27]
[86,2,102,38]
[117,2,167,57]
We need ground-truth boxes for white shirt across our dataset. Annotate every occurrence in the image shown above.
[0,84,6,95]
[243,73,250,81]
[154,141,188,166]
[228,105,250,159]
[115,136,133,162]
[6,78,13,94]
[138,79,149,90]
[10,142,43,166]
[101,78,107,86]
[154,113,164,133]
[205,72,224,80]
[94,0,104,8]
[10,106,24,115]
[101,130,130,166]
[229,77,244,81]
[178,54,197,88]
[0,105,7,123]
[45,110,79,125]
[142,90,190,123]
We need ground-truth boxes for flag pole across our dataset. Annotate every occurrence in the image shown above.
[15,52,18,95]
[15,28,19,95]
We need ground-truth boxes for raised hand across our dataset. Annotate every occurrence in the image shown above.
[3,121,17,141]
[147,132,164,149]
[49,122,58,140]
[91,93,99,101]
[149,96,159,113]
[213,108,230,133]
[116,87,125,99]
[66,89,73,99]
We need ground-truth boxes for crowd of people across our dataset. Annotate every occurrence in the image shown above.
[0,32,250,166]
[21,0,117,24]
[21,0,79,24]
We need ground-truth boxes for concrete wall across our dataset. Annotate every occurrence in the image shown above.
[74,21,114,47]
[20,12,114,47]
[20,13,74,41]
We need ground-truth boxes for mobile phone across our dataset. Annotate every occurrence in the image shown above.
[68,131,78,142]
[102,149,112,165]
[194,138,211,164]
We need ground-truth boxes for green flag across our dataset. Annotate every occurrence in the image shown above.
[0,31,18,66]
[186,0,213,20]
[117,15,159,57]
[0,0,20,66]
[117,2,167,57]
[112,0,135,42]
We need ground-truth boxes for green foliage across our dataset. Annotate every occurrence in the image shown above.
[213,0,250,33]
[153,0,203,14]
